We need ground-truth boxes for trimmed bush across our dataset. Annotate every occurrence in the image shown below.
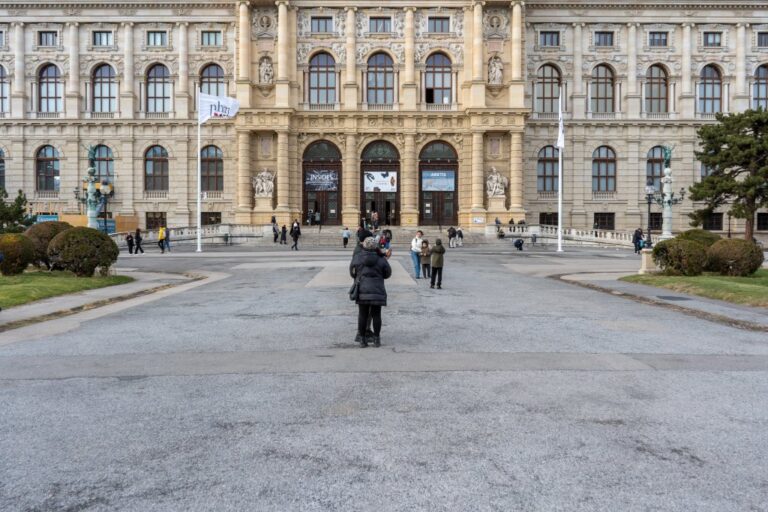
[652,238,707,276]
[47,227,119,277]
[707,239,765,277]
[676,229,722,248]
[24,221,73,269]
[0,233,35,275]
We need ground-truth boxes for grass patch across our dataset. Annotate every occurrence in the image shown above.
[621,269,768,308]
[0,271,134,309]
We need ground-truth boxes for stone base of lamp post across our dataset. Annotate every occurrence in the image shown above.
[638,248,658,275]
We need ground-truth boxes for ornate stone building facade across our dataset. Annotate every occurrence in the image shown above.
[0,0,766,233]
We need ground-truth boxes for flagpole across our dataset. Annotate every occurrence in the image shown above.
[196,91,202,253]
[557,92,563,253]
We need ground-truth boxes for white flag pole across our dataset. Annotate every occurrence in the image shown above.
[557,92,564,253]
[196,91,202,253]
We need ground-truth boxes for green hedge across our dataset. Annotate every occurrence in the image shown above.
[0,233,35,276]
[652,238,708,276]
[707,239,765,277]
[47,227,119,277]
[24,221,73,269]
[676,229,722,248]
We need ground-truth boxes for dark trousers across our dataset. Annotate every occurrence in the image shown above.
[134,242,144,254]
[274,232,279,243]
[158,240,165,252]
[430,267,443,287]
[291,238,299,250]
[421,263,431,278]
[127,244,134,254]
[343,237,349,248]
[357,304,382,336]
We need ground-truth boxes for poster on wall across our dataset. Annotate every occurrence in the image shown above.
[304,170,339,191]
[422,170,455,192]
[363,171,398,192]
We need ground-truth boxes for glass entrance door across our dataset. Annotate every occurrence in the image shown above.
[364,192,398,227]
[305,190,340,226]
[419,168,458,226]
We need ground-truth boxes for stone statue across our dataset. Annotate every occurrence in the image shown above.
[259,57,274,84]
[488,56,503,85]
[252,169,275,198]
[486,167,509,198]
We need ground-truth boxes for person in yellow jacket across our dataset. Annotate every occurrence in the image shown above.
[157,226,166,254]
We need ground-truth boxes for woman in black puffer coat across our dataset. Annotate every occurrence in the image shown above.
[349,237,391,347]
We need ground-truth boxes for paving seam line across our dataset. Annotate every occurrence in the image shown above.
[0,273,205,334]
[551,273,768,333]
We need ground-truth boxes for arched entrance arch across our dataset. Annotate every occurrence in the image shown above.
[303,140,342,226]
[361,141,400,226]
[419,141,458,226]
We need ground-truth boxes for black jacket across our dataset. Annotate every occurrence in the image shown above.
[350,248,391,306]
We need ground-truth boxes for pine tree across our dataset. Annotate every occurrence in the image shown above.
[0,189,34,233]
[690,109,768,240]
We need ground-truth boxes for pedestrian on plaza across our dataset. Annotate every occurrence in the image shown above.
[125,233,135,254]
[514,238,524,251]
[531,233,538,245]
[518,219,526,226]
[456,226,464,247]
[315,211,322,232]
[273,223,279,243]
[410,230,424,279]
[632,228,644,254]
[157,226,166,253]
[372,211,380,231]
[134,229,145,254]
[495,217,501,231]
[420,240,432,279]
[350,236,391,348]
[280,225,288,245]
[508,218,515,232]
[381,229,393,259]
[430,238,445,289]
[164,227,171,253]
[446,226,456,248]
[290,221,301,250]
[342,227,351,248]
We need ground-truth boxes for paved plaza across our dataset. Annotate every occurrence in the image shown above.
[1,245,767,511]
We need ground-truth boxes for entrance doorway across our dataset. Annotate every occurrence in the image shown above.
[360,141,400,227]
[302,140,342,226]
[419,141,458,226]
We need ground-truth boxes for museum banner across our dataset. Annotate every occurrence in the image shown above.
[363,171,398,192]
[304,170,339,191]
[421,170,455,192]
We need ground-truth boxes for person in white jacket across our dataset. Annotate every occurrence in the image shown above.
[410,230,423,279]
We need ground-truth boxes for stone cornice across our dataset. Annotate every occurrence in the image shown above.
[0,1,233,8]
[526,1,763,8]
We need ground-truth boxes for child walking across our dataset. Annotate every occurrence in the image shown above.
[420,240,432,279]
[430,238,445,289]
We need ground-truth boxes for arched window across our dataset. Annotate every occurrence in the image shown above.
[200,64,225,96]
[699,65,722,113]
[425,53,452,105]
[419,141,458,162]
[0,148,5,190]
[146,64,171,113]
[590,65,614,113]
[537,146,559,192]
[646,146,665,190]
[92,64,117,113]
[144,145,169,191]
[592,146,616,192]
[92,145,113,181]
[645,65,668,113]
[536,65,561,113]
[36,145,60,191]
[367,53,394,105]
[201,145,223,192]
[0,66,8,114]
[361,140,400,162]
[38,64,63,113]
[754,65,768,110]
[303,140,342,161]
[308,53,336,105]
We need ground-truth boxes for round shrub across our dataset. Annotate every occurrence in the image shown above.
[706,239,765,277]
[24,221,73,269]
[47,227,119,277]
[652,238,707,276]
[0,233,35,275]
[676,229,721,248]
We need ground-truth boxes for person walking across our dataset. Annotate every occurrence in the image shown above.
[420,240,432,279]
[410,230,424,279]
[164,227,171,253]
[456,226,464,247]
[126,233,135,254]
[632,228,644,254]
[342,227,351,248]
[280,224,288,245]
[290,221,301,250]
[430,238,445,289]
[134,229,145,254]
[447,226,457,248]
[157,226,166,254]
[350,236,392,348]
[273,223,279,243]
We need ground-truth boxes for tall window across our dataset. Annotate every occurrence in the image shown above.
[0,149,5,190]
[590,65,614,113]
[0,65,8,114]
[754,65,768,110]
[367,53,394,105]
[36,146,60,192]
[201,145,223,192]
[92,145,113,181]
[645,65,668,113]
[592,146,616,192]
[425,53,452,105]
[200,64,225,96]
[308,52,336,105]
[699,65,722,113]
[428,17,450,33]
[38,64,63,113]
[536,146,559,192]
[646,146,665,190]
[144,146,169,191]
[92,64,117,113]
[146,64,171,113]
[536,64,561,113]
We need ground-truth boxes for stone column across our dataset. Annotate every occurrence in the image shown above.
[343,133,359,227]
[401,133,418,226]
[275,1,290,107]
[471,132,485,213]
[236,2,252,107]
[402,7,417,109]
[508,1,524,108]
[470,1,486,107]
[121,23,135,118]
[11,23,25,118]
[236,131,252,214]
[734,23,748,111]
[343,7,357,110]
[626,23,639,117]
[509,131,524,213]
[681,23,694,117]
[572,23,584,118]
[66,23,80,118]
[176,23,190,116]
[276,130,289,212]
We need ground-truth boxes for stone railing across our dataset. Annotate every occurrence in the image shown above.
[110,223,267,247]
[485,223,634,247]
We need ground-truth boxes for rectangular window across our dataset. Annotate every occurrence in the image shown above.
[38,31,58,47]
[650,212,663,231]
[146,212,167,230]
[758,32,768,47]
[147,31,168,47]
[757,213,768,231]
[92,31,113,47]
[201,31,222,46]
[594,32,614,47]
[702,212,723,231]
[593,213,615,230]
[649,31,668,47]
[539,212,558,226]
[201,212,222,226]
[0,30,5,46]
[540,31,560,47]
[311,17,333,33]
[428,17,450,33]
[701,163,714,178]
[703,32,722,47]
[369,17,391,33]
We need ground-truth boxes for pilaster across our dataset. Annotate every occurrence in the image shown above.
[402,8,417,110]
[235,130,253,223]
[176,23,190,117]
[471,131,486,217]
[65,23,81,119]
[236,1,253,108]
[509,130,524,215]
[276,130,289,212]
[734,23,748,111]
[626,23,640,117]
[508,1,525,108]
[343,133,360,227]
[343,7,358,110]
[401,133,418,226]
[11,23,26,118]
[572,23,585,118]
[275,1,290,108]
[120,23,135,119]
[470,1,486,108]
[680,23,694,118]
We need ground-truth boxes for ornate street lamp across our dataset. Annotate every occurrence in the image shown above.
[645,178,658,248]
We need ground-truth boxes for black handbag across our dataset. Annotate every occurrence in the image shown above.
[349,272,361,301]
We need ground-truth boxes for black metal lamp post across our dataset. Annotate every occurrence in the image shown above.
[645,178,657,248]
